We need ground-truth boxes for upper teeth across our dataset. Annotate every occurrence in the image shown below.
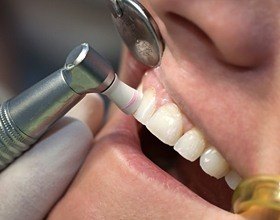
[134,87,235,188]
[146,103,183,146]
[134,88,157,125]
[174,128,206,162]
[199,147,229,179]
[225,170,242,190]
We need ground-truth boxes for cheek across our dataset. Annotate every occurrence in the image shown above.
[160,49,268,174]
[147,0,280,175]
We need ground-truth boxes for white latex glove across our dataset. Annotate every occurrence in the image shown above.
[0,94,104,220]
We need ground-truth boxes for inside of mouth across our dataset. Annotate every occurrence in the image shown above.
[139,126,233,211]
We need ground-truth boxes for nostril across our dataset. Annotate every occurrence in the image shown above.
[212,28,272,69]
[166,12,214,47]
[165,12,274,69]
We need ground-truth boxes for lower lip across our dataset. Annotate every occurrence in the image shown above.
[115,112,214,207]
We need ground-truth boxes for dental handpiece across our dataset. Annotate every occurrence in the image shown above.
[0,43,142,171]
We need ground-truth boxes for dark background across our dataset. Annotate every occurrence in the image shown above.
[0,0,121,97]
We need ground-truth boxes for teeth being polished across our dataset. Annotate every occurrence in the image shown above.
[134,88,156,125]
[134,84,233,185]
[174,129,206,162]
[200,147,229,179]
[146,103,183,146]
[134,85,183,145]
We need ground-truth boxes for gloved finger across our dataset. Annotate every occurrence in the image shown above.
[0,117,93,220]
[66,93,105,134]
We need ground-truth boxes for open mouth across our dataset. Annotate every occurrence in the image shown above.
[48,50,246,219]
[119,51,242,213]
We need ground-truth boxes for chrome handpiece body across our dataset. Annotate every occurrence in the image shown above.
[0,70,82,171]
[0,43,141,171]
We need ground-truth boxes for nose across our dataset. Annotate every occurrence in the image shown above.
[146,0,276,67]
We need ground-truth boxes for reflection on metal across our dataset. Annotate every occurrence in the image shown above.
[110,0,164,67]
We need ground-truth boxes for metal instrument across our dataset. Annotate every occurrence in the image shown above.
[0,43,141,171]
[108,0,164,67]
[0,0,163,171]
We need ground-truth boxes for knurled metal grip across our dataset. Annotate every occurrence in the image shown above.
[0,102,35,171]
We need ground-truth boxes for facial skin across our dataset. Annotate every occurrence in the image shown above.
[49,0,280,219]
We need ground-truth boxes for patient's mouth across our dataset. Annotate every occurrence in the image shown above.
[130,67,242,211]
[117,50,243,213]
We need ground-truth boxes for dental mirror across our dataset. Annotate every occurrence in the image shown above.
[109,0,164,67]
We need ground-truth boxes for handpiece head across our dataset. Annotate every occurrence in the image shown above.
[0,43,141,171]
[64,43,116,94]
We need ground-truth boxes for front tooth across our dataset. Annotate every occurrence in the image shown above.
[200,147,229,179]
[174,129,206,162]
[134,88,156,124]
[146,103,183,146]
[225,170,242,190]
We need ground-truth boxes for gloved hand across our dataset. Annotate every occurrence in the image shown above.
[0,94,104,220]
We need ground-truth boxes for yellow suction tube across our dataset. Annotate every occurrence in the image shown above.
[232,176,280,219]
